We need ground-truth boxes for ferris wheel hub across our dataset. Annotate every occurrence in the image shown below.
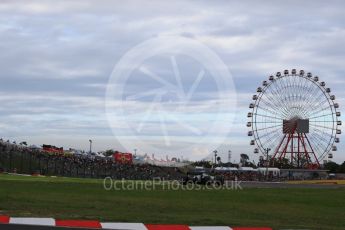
[283,118,309,134]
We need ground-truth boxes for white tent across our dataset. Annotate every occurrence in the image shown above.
[238,167,257,171]
[214,167,238,172]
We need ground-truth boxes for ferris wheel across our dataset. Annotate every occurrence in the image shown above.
[247,69,341,167]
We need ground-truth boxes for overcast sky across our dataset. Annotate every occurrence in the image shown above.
[0,0,344,163]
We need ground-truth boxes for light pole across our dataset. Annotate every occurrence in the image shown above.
[265,148,271,180]
[213,150,218,165]
[89,139,92,154]
[228,150,232,164]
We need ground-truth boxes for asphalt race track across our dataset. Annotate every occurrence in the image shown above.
[237,181,345,189]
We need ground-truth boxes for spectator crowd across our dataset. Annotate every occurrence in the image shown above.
[0,139,184,180]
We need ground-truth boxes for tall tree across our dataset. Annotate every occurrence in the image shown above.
[240,153,249,166]
[324,161,339,173]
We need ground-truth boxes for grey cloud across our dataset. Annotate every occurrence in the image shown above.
[0,0,344,162]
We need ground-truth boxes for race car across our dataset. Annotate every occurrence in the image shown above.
[182,172,224,186]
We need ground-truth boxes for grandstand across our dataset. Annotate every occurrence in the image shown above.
[0,139,185,180]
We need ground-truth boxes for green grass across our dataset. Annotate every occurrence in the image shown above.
[0,174,344,230]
